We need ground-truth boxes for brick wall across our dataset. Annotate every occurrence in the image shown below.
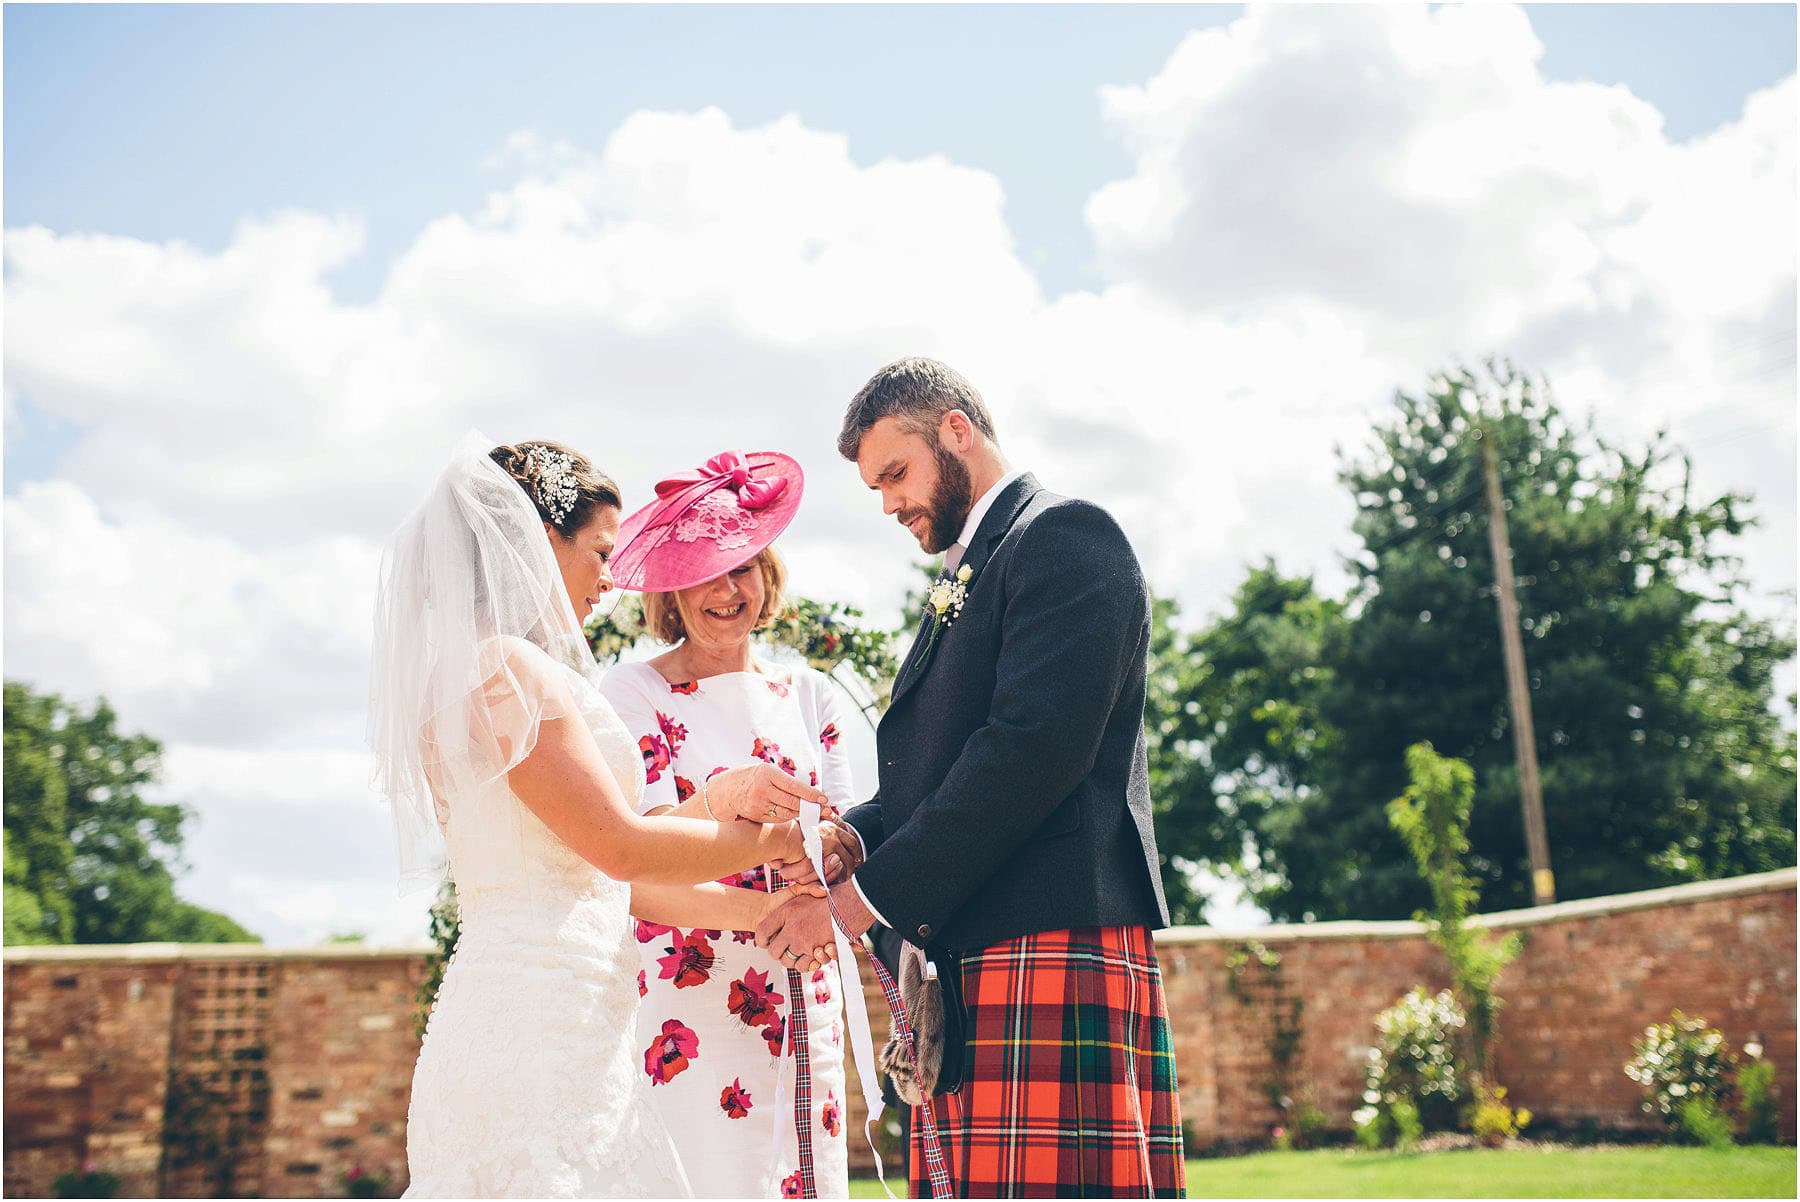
[5,870,1792,1197]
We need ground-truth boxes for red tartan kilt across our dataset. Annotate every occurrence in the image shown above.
[908,925,1185,1198]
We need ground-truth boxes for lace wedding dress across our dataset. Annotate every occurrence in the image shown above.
[403,645,691,1198]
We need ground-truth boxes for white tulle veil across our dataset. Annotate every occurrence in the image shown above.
[368,431,601,893]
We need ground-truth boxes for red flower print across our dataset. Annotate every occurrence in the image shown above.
[763,1014,788,1057]
[671,680,699,695]
[767,677,792,698]
[812,969,832,1005]
[819,722,840,751]
[644,1019,698,1085]
[657,931,716,989]
[780,1170,803,1198]
[674,775,696,802]
[726,967,784,1030]
[808,770,819,788]
[635,918,676,944]
[707,765,728,781]
[751,737,776,764]
[728,864,769,892]
[731,929,756,944]
[720,1078,754,1119]
[639,733,671,783]
[822,1091,842,1136]
[656,710,688,751]
[637,970,647,997]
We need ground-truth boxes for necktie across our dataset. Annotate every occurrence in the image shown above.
[944,542,966,575]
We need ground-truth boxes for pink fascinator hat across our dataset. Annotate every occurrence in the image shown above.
[611,450,804,593]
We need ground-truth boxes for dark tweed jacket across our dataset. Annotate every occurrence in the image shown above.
[843,473,1170,952]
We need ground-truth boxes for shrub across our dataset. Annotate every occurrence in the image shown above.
[1470,1084,1531,1147]
[1675,1097,1736,1149]
[1364,987,1468,1131]
[52,1167,120,1199]
[1734,1045,1778,1144]
[1624,1011,1735,1126]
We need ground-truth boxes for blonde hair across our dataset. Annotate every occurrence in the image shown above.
[642,545,789,645]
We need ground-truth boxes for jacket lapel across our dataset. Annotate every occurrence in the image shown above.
[888,473,1040,709]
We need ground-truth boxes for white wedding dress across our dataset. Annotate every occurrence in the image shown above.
[403,646,691,1198]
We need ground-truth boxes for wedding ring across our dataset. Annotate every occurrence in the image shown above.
[767,804,776,818]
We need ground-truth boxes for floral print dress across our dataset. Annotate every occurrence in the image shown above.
[599,659,856,1199]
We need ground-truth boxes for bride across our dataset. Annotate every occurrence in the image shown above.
[370,434,836,1198]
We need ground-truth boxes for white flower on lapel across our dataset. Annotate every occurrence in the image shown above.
[919,563,974,659]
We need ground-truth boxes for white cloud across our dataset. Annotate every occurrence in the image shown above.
[4,5,1792,940]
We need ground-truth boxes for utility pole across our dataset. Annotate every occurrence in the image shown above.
[1477,422,1557,906]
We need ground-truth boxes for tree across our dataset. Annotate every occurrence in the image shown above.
[2,681,257,944]
[1161,363,1796,920]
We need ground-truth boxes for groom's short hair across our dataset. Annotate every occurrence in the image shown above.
[838,357,999,460]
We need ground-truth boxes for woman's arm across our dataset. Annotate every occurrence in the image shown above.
[509,706,822,885]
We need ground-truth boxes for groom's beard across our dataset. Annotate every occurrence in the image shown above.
[913,445,975,555]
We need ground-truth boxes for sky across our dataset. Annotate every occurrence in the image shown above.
[5,3,1795,945]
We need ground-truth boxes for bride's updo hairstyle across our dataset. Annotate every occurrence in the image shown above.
[488,441,622,537]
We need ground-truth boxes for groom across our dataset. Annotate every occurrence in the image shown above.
[758,357,1186,1196]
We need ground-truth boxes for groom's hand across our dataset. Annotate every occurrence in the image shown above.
[756,881,874,966]
[817,819,864,884]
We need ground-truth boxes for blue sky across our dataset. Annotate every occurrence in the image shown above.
[6,4,1794,308]
[5,4,1793,942]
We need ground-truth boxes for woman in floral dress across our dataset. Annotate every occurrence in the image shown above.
[601,451,855,1199]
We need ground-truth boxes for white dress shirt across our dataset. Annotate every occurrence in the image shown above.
[848,468,1024,929]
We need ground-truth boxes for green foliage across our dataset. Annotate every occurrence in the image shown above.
[342,1164,392,1198]
[160,1047,270,1196]
[1151,362,1795,921]
[1362,987,1469,1133]
[1225,940,1313,1136]
[1734,1054,1778,1144]
[415,880,461,1039]
[1625,1011,1736,1126]
[52,1168,120,1198]
[1389,1096,1424,1153]
[1470,1084,1531,1147]
[1386,742,1521,1078]
[3,681,256,945]
[1675,1097,1736,1149]
[1352,1106,1387,1151]
[585,593,899,705]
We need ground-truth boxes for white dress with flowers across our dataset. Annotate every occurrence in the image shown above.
[600,659,855,1199]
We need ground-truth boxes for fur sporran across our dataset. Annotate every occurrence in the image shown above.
[877,941,963,1105]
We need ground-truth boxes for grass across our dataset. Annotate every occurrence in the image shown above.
[848,1145,1797,1198]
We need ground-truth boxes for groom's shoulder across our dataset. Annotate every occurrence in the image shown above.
[1013,489,1137,559]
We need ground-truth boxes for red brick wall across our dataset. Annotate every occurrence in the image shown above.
[1156,870,1796,1147]
[4,871,1792,1197]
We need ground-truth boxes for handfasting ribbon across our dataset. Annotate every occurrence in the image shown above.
[822,889,953,1200]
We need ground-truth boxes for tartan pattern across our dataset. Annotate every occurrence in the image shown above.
[823,887,953,1198]
[908,926,1186,1199]
[783,963,818,1198]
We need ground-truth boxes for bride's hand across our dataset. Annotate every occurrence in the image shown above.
[770,822,824,887]
[757,884,836,972]
[708,762,828,824]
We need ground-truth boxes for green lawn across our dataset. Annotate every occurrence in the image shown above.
[849,1145,1797,1198]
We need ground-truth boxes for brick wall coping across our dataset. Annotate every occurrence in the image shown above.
[4,869,1792,963]
[3,941,434,964]
[1158,866,1796,946]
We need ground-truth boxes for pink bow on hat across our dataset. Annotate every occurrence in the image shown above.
[654,451,789,511]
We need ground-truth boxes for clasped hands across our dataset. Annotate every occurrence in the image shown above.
[718,768,872,974]
[755,818,872,973]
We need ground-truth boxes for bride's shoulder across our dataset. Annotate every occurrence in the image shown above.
[475,635,571,699]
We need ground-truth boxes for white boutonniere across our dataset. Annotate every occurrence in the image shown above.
[919,563,974,657]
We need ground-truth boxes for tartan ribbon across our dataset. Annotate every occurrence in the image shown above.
[825,890,953,1200]
[769,866,819,1199]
